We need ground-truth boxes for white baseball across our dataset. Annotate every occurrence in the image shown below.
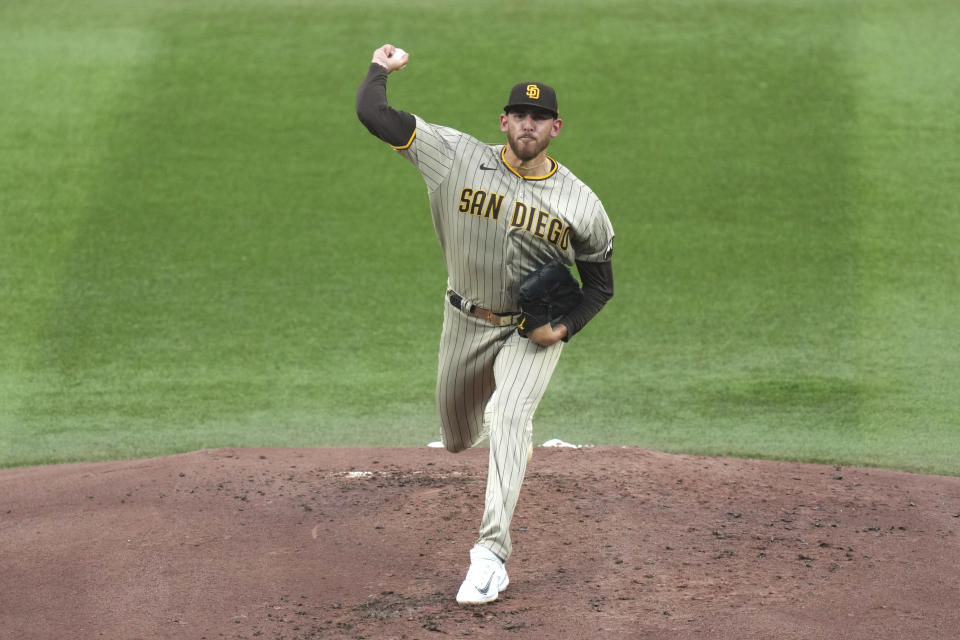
[391,47,408,68]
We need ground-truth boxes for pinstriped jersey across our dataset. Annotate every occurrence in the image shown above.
[396,115,615,313]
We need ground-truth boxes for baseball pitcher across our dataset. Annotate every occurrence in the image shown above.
[356,44,615,605]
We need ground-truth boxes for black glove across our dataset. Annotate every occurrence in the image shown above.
[516,259,583,337]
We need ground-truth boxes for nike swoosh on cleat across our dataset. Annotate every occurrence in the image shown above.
[479,163,497,170]
[476,572,496,596]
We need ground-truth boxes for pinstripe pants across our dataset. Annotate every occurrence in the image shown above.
[436,299,563,562]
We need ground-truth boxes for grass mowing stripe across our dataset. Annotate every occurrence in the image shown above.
[0,12,159,462]
[846,1,960,472]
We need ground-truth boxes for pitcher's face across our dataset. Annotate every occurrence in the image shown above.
[500,108,562,161]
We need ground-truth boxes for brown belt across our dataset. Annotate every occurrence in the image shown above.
[447,290,521,327]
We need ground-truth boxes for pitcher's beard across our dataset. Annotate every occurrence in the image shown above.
[508,134,548,162]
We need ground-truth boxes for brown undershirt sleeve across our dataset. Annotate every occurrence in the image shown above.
[559,260,614,340]
[355,63,416,147]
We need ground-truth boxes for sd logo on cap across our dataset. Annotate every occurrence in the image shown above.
[504,82,558,118]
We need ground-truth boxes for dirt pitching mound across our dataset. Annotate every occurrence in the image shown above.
[1,446,958,639]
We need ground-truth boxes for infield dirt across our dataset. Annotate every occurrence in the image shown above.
[1,446,958,639]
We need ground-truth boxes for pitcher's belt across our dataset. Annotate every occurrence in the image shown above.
[447,290,521,327]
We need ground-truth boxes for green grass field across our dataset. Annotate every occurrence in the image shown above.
[2,0,958,474]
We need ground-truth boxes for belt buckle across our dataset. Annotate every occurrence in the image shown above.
[449,290,514,327]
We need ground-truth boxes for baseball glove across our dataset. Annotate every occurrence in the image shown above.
[516,259,583,337]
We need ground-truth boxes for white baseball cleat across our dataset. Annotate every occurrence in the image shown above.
[456,546,509,605]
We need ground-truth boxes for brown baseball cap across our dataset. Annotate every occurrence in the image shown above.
[504,82,559,118]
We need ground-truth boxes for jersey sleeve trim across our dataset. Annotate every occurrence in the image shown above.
[391,129,416,151]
